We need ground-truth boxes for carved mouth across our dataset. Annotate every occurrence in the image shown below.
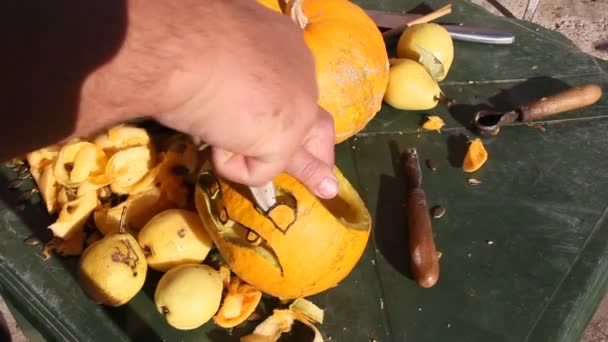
[198,171,284,276]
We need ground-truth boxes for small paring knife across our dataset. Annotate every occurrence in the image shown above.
[249,182,277,212]
[365,9,515,45]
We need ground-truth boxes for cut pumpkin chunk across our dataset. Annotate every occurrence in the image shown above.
[48,191,99,239]
[37,162,59,214]
[421,116,445,131]
[214,276,263,328]
[93,186,172,235]
[106,145,153,194]
[93,124,151,156]
[240,309,324,342]
[54,142,108,188]
[463,138,488,172]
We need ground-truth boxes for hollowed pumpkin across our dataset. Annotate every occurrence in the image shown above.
[194,165,371,299]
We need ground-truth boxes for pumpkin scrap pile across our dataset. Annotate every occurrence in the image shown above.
[21,124,370,338]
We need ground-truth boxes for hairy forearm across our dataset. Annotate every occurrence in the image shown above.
[0,0,219,161]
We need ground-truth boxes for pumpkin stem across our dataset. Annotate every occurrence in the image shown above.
[287,0,308,30]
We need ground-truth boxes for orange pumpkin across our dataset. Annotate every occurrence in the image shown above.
[257,0,389,143]
[290,0,389,143]
[194,165,371,299]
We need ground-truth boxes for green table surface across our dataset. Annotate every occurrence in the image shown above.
[1,1,607,341]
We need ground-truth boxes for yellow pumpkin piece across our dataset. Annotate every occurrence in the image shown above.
[36,162,60,214]
[285,0,389,143]
[93,186,173,235]
[162,138,199,175]
[241,309,324,342]
[421,116,445,131]
[463,138,488,172]
[54,142,108,188]
[195,164,371,299]
[106,145,153,194]
[397,23,454,81]
[77,181,105,198]
[93,124,151,156]
[26,145,61,182]
[213,276,263,328]
[288,297,324,324]
[48,191,99,239]
[26,145,60,168]
[55,228,87,256]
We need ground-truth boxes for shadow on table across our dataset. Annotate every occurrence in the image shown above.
[373,140,413,279]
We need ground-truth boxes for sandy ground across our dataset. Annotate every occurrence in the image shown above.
[473,0,608,60]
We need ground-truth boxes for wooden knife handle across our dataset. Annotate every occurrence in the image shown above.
[406,188,440,288]
[520,83,603,122]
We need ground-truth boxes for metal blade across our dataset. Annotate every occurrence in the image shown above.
[249,182,277,212]
[403,147,422,189]
[365,9,515,45]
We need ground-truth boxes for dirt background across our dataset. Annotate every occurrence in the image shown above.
[472,0,608,60]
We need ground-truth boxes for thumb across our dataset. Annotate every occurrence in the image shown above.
[285,147,338,199]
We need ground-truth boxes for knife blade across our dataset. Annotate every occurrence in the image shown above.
[365,9,515,45]
[249,182,277,212]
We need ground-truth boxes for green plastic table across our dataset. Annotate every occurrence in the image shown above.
[1,1,607,341]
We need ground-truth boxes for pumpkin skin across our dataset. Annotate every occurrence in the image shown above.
[287,0,389,143]
[194,165,371,299]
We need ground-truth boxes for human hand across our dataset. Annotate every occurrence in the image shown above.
[152,0,339,199]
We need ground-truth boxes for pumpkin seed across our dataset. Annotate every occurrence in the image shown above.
[23,235,41,246]
[467,178,482,185]
[17,187,39,203]
[8,178,25,190]
[4,158,25,169]
[431,206,446,219]
[426,159,438,171]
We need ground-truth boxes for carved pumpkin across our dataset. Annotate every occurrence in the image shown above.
[194,165,371,299]
[256,0,389,143]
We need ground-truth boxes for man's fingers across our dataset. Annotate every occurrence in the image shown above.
[285,147,338,199]
[210,146,286,186]
[302,106,336,167]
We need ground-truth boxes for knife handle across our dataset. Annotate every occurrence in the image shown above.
[406,188,440,288]
[519,83,603,122]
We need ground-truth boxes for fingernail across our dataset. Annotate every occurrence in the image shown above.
[318,177,338,198]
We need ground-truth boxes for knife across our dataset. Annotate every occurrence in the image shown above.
[365,9,515,45]
[249,182,277,212]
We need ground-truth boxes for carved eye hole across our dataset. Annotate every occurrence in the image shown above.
[218,207,229,225]
[199,170,221,198]
[245,229,262,245]
[261,190,298,235]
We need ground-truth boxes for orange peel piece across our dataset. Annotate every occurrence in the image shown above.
[214,276,263,328]
[462,138,488,172]
[421,116,445,131]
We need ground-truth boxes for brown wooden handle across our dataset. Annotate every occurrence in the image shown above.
[406,189,439,288]
[520,83,603,122]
